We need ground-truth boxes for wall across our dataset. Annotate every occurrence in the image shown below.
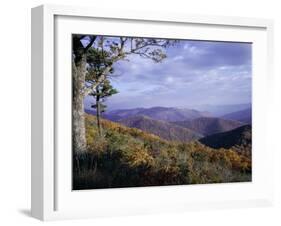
[0,0,280,225]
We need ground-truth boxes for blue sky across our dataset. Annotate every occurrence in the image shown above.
[85,38,252,111]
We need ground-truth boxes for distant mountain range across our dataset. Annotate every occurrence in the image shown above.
[199,125,252,157]
[103,106,212,122]
[85,106,251,146]
[172,117,244,136]
[118,115,203,142]
[222,108,252,124]
[79,114,251,189]
[192,103,251,116]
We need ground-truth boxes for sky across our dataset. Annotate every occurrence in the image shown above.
[84,38,252,111]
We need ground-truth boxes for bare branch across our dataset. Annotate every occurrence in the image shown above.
[84,36,97,52]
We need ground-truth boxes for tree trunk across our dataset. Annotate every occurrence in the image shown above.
[96,89,102,136]
[72,55,87,155]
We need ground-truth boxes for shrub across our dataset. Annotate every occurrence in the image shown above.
[73,114,252,189]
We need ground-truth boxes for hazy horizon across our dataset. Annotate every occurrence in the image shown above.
[84,100,251,111]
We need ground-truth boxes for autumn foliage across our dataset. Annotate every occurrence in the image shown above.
[73,114,251,189]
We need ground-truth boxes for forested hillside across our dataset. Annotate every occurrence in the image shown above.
[173,117,244,136]
[73,114,251,190]
[102,106,212,122]
[222,108,252,124]
[199,125,252,157]
[118,115,202,142]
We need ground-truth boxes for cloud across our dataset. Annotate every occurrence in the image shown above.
[183,43,208,56]
[88,39,252,110]
[172,55,184,61]
[165,76,174,84]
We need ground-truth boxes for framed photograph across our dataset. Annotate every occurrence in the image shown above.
[31,4,274,221]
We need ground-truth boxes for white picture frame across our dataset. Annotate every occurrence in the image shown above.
[31,4,274,221]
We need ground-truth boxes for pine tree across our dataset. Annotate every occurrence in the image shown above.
[72,35,175,156]
[90,79,118,136]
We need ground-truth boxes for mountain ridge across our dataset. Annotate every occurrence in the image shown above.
[199,124,252,157]
[222,108,252,124]
[118,115,203,142]
[86,106,213,122]
[173,117,244,136]
[192,103,251,116]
